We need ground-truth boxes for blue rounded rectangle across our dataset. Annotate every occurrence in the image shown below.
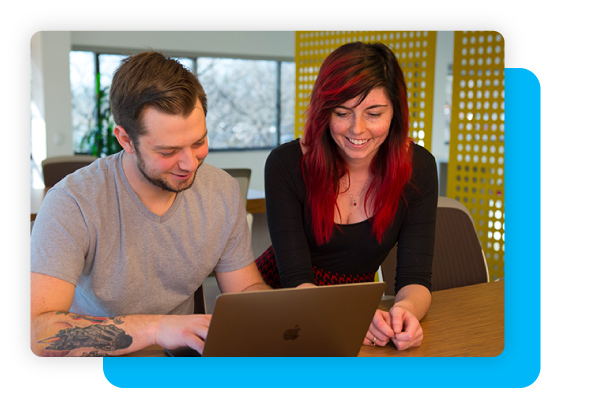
[103,68,540,388]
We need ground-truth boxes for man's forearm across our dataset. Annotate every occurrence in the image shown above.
[241,282,274,292]
[31,311,156,357]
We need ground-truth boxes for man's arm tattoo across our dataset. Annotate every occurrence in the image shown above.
[38,324,132,352]
[55,311,109,324]
[39,314,133,353]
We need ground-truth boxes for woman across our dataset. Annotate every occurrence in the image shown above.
[257,42,438,351]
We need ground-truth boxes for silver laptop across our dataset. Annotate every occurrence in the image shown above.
[166,281,386,357]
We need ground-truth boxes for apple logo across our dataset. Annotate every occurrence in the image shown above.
[283,325,301,341]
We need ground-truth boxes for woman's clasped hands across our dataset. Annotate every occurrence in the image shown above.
[364,305,424,351]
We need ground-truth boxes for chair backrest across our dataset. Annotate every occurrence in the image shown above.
[431,196,489,290]
[41,155,98,188]
[223,168,251,206]
[379,196,489,294]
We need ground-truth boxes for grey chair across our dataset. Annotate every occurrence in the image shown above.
[380,196,489,294]
[222,168,251,206]
[41,155,98,188]
[224,167,254,238]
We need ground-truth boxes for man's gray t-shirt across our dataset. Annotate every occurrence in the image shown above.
[31,152,254,317]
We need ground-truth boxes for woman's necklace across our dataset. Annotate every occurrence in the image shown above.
[348,175,372,208]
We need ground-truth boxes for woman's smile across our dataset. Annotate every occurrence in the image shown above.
[329,87,393,164]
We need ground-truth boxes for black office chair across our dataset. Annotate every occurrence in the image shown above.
[41,155,98,188]
[380,196,489,293]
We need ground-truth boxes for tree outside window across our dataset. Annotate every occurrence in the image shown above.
[69,51,295,155]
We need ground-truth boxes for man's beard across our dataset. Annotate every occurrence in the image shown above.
[135,150,200,193]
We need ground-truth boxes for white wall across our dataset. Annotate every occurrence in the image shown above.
[431,31,454,164]
[31,32,75,162]
[431,31,454,196]
[70,31,295,61]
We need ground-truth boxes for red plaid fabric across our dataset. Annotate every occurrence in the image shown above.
[255,246,376,288]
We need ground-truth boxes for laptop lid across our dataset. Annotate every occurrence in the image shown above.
[197,281,386,357]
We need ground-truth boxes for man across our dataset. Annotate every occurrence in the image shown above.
[30,52,270,357]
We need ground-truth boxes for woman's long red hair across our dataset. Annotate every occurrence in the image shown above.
[301,42,413,245]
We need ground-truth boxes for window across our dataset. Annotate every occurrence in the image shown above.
[69,52,128,155]
[69,51,295,154]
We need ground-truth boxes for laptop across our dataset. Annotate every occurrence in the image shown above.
[165,281,386,357]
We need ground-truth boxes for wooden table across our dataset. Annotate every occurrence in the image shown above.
[126,281,503,358]
[245,189,266,214]
[359,280,504,357]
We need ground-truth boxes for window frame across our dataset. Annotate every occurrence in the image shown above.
[69,48,295,152]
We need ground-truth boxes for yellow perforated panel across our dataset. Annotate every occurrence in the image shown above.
[447,31,505,280]
[295,31,437,151]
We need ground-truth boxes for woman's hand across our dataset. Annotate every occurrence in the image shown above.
[363,299,426,350]
[388,303,423,350]
[364,309,394,347]
[378,284,431,350]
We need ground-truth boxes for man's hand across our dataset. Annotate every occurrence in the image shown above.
[31,272,215,356]
[153,314,212,355]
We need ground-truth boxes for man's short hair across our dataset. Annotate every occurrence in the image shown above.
[109,51,208,144]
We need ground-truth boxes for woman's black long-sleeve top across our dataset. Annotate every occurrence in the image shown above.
[264,139,438,294]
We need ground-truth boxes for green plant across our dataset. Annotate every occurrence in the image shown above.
[78,74,122,157]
